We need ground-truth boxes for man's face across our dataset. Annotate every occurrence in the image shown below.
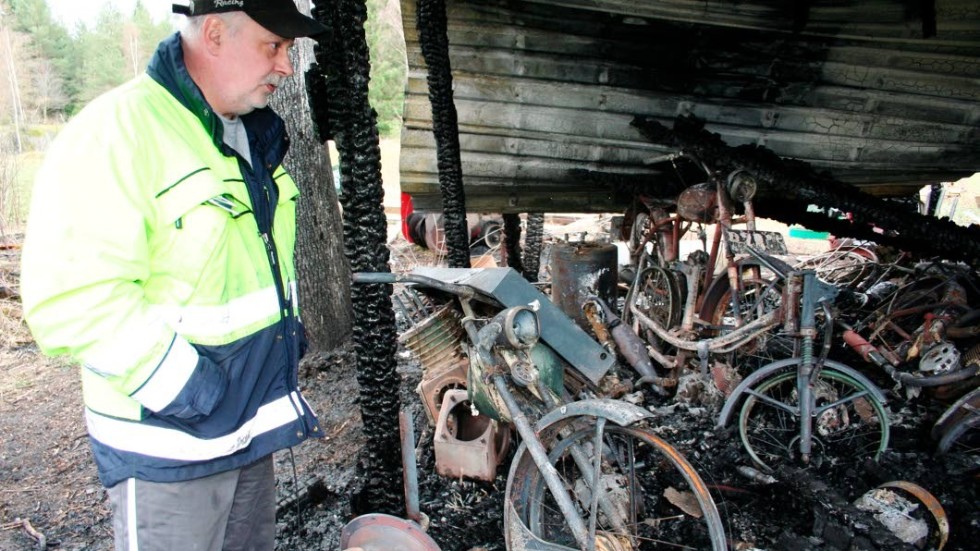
[214,16,295,117]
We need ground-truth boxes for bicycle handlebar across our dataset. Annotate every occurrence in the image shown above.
[352,272,398,285]
[352,271,478,300]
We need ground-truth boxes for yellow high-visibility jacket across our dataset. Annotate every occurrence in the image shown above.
[21,33,321,487]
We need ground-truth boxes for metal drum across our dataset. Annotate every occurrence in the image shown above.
[550,242,619,331]
[341,514,441,551]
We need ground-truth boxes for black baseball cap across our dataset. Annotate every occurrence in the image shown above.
[173,1,328,38]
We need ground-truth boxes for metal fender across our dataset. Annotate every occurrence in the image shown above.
[534,398,653,433]
[717,358,889,428]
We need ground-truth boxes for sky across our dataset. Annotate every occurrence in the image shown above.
[46,0,174,30]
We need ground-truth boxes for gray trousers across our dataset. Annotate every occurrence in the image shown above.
[106,456,276,551]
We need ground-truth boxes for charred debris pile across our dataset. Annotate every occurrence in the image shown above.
[285,115,976,550]
[278,222,979,550]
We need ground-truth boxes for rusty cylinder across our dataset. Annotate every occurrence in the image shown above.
[550,242,619,331]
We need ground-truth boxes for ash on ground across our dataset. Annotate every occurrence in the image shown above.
[273,346,978,551]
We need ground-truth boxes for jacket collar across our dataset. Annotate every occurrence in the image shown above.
[145,33,289,169]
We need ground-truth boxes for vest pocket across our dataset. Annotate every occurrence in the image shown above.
[150,172,253,294]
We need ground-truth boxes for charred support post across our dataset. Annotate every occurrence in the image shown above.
[417,0,470,268]
[920,0,937,38]
[502,213,524,276]
[523,212,544,281]
[633,115,980,268]
[309,1,402,514]
[926,183,942,217]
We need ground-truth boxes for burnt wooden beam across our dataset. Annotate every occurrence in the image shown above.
[400,0,979,214]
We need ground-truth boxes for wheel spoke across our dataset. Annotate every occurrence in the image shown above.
[739,368,889,470]
[507,422,727,550]
[587,418,606,550]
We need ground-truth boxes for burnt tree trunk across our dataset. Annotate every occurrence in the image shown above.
[271,0,352,353]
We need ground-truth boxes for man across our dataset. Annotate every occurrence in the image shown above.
[20,1,327,549]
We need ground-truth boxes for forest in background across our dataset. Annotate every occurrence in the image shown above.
[0,0,408,237]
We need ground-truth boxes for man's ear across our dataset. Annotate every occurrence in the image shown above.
[201,15,225,55]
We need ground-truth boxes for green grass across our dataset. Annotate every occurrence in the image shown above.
[1,150,45,233]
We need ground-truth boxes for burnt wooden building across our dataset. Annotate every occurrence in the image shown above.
[399,0,980,214]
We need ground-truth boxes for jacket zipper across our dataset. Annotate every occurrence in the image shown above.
[247,159,307,438]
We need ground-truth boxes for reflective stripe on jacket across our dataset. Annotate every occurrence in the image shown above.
[20,33,321,487]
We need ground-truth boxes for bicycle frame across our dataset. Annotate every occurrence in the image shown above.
[624,153,785,377]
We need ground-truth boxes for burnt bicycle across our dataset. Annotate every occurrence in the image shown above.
[621,151,792,385]
[715,249,891,472]
[355,268,728,550]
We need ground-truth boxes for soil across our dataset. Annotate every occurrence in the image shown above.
[2,231,978,551]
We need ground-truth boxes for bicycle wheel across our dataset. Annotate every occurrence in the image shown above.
[629,266,683,345]
[627,209,674,266]
[505,418,727,550]
[700,262,782,334]
[700,270,785,372]
[738,368,890,471]
[933,387,980,456]
[627,211,651,264]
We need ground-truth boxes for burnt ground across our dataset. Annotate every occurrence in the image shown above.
[2,235,979,551]
[279,358,980,551]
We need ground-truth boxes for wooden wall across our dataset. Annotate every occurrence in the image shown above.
[400,0,980,213]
